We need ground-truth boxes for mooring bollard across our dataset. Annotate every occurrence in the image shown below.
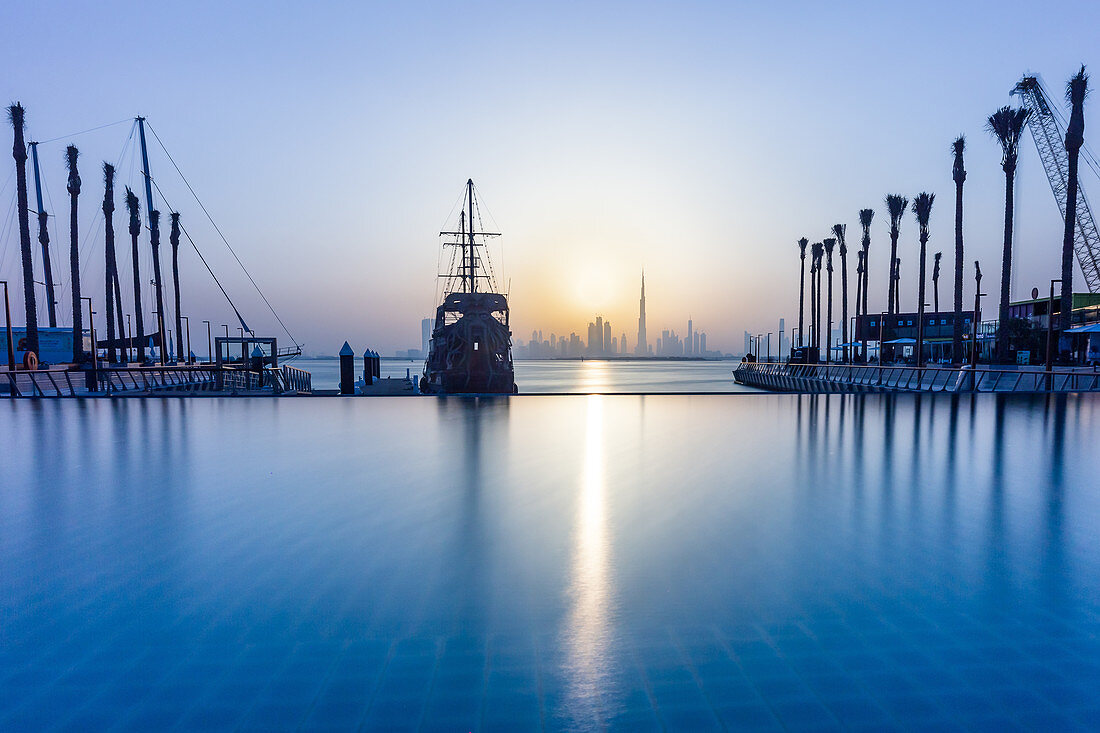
[363,349,373,386]
[340,341,355,395]
[373,350,380,378]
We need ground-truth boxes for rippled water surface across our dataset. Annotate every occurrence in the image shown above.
[2,394,1099,730]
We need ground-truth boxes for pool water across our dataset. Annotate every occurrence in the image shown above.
[1,394,1098,730]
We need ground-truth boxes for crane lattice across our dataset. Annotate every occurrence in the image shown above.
[1012,75,1100,293]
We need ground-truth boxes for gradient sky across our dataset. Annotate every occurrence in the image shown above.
[4,0,1100,354]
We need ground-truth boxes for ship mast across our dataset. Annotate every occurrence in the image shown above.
[468,178,476,294]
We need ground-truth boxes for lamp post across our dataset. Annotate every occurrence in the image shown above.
[1,281,14,373]
[202,320,211,363]
[1045,279,1062,386]
[126,314,133,364]
[80,297,97,392]
[971,262,985,369]
[181,316,193,364]
[878,311,887,364]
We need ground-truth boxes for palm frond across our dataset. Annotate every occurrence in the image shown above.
[798,236,809,254]
[8,103,24,126]
[952,136,965,155]
[65,145,79,170]
[911,192,935,226]
[885,194,908,222]
[858,208,874,227]
[1067,65,1089,105]
[103,162,115,184]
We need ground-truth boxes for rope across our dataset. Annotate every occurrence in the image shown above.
[148,176,252,337]
[33,118,133,146]
[144,121,299,348]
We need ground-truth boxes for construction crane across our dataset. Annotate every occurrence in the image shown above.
[1011,75,1100,293]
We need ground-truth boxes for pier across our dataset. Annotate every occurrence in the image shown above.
[734,361,1100,393]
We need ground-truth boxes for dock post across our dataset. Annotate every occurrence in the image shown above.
[363,349,373,386]
[340,341,354,395]
[251,346,264,388]
[372,350,380,378]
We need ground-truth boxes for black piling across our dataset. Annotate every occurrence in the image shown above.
[363,349,373,386]
[340,341,355,395]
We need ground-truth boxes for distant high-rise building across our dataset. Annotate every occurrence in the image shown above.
[620,333,627,355]
[635,271,648,356]
[744,331,752,355]
[611,336,617,353]
[421,317,432,354]
[700,332,707,355]
[687,318,693,355]
[603,321,611,354]
[595,316,604,354]
[693,331,699,355]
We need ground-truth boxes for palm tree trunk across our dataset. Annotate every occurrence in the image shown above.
[170,213,184,361]
[816,262,823,359]
[862,244,870,361]
[953,178,964,364]
[997,169,1015,362]
[36,209,57,328]
[888,230,899,315]
[840,246,849,363]
[149,211,167,364]
[855,253,863,361]
[810,264,817,358]
[10,105,39,357]
[917,235,928,367]
[103,166,118,363]
[826,259,834,363]
[1060,146,1079,359]
[66,147,82,363]
[798,256,805,348]
[129,215,145,362]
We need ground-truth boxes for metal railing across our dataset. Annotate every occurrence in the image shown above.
[733,362,1100,394]
[3,363,312,398]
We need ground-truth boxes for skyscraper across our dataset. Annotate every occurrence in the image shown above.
[603,321,611,355]
[635,270,648,356]
[421,317,432,354]
[687,318,693,355]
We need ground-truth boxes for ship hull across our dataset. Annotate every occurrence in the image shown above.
[423,292,516,395]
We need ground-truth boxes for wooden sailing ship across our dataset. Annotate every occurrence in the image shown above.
[422,179,516,394]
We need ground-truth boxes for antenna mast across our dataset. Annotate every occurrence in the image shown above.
[29,142,58,327]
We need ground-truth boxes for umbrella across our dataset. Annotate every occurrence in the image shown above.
[1065,323,1100,333]
[883,337,917,344]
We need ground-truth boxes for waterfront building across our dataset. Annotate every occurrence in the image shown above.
[421,317,432,354]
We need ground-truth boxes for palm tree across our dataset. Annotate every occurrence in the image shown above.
[893,258,901,313]
[65,146,83,363]
[932,251,942,312]
[912,193,935,367]
[855,250,865,359]
[885,195,908,316]
[149,209,167,364]
[9,104,39,357]
[987,105,1031,362]
[812,242,824,359]
[859,208,874,361]
[951,136,966,364]
[824,237,836,362]
[797,238,808,348]
[170,212,184,361]
[833,224,849,363]
[1060,66,1088,360]
[126,188,145,362]
[102,164,120,363]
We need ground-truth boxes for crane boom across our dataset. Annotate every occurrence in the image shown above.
[1012,75,1100,293]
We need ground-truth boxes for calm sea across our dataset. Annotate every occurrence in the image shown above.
[2,393,1098,729]
[288,357,754,393]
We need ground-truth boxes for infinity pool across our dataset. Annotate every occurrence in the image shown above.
[1,395,1098,730]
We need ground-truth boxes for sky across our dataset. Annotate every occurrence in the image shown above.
[3,0,1100,355]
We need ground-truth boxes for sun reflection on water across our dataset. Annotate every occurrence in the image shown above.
[562,394,617,722]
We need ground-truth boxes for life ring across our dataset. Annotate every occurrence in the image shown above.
[22,351,38,370]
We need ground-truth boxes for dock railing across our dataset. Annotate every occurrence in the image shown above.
[3,363,313,397]
[734,362,1100,394]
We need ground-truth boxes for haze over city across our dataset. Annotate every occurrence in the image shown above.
[4,1,1100,354]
